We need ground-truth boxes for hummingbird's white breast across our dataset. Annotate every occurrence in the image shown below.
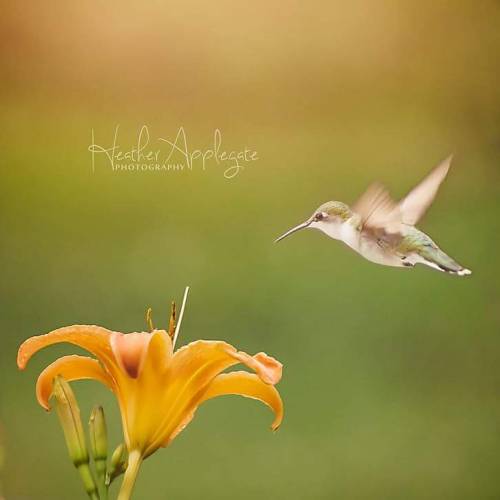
[314,217,404,267]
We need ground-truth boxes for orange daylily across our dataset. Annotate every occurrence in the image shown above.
[17,295,283,498]
[17,329,283,457]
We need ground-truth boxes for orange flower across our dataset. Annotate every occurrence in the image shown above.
[17,291,283,499]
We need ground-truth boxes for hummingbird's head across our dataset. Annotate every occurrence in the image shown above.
[275,201,352,243]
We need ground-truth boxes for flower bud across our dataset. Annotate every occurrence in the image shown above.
[107,443,127,485]
[52,376,89,466]
[89,406,107,478]
[52,376,98,499]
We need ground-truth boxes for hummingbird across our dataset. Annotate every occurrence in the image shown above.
[275,156,471,276]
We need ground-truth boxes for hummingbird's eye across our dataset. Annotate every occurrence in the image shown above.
[314,212,324,221]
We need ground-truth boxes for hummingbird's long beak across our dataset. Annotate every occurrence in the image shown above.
[274,221,311,243]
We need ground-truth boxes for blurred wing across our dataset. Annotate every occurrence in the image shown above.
[352,182,399,231]
[397,155,452,226]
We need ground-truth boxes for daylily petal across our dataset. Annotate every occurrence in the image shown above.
[17,325,115,370]
[122,331,174,451]
[170,340,242,377]
[145,341,241,450]
[163,341,256,408]
[36,355,114,410]
[138,330,173,380]
[149,342,282,450]
[231,351,283,385]
[170,341,282,387]
[160,371,283,452]
[200,371,283,430]
[110,332,152,378]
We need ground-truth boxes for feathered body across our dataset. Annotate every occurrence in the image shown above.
[275,156,471,276]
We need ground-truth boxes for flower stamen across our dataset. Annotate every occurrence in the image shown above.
[145,308,154,333]
[168,302,176,340]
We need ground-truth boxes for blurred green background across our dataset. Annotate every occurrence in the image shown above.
[1,1,500,499]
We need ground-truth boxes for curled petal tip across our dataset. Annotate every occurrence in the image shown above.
[17,355,26,370]
[255,352,283,385]
[36,355,114,410]
[271,413,283,432]
[200,371,284,436]
[271,408,284,431]
[233,351,283,385]
[17,340,32,370]
[17,325,114,373]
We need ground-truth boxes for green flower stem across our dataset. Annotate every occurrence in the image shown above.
[117,450,142,500]
[77,463,100,500]
[89,406,108,500]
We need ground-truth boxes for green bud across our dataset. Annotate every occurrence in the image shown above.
[52,376,99,500]
[110,443,126,470]
[52,376,89,466]
[89,406,107,481]
[107,443,127,486]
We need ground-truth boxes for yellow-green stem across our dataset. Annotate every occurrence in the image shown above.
[77,463,100,500]
[117,450,142,500]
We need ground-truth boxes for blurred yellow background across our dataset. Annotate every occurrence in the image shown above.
[1,1,500,499]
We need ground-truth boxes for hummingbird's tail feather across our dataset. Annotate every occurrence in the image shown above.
[417,246,471,276]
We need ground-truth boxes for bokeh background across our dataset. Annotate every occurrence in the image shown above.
[1,1,500,499]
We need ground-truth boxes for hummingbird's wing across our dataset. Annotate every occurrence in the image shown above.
[353,155,453,233]
[397,155,452,226]
[352,182,399,232]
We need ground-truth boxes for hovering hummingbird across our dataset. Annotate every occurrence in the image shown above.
[275,156,471,276]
